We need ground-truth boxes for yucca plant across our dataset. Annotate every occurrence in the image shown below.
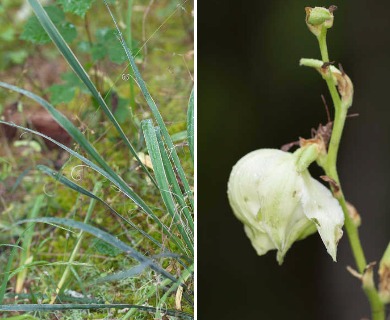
[0,0,194,318]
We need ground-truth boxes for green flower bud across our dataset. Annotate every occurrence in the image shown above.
[227,148,344,264]
[305,6,335,37]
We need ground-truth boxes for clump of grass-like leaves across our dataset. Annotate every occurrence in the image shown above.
[0,0,193,318]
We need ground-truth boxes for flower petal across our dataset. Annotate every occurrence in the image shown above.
[299,172,344,261]
[228,149,317,263]
[243,224,276,255]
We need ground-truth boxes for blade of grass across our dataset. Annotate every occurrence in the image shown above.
[187,87,194,163]
[15,195,45,293]
[0,303,193,319]
[17,217,179,284]
[156,128,194,237]
[0,83,137,196]
[126,0,136,114]
[103,0,194,209]
[69,266,88,300]
[11,167,32,192]
[50,182,102,304]
[5,292,103,304]
[21,216,191,300]
[142,120,193,254]
[36,164,172,251]
[158,263,194,311]
[0,82,151,213]
[0,118,186,255]
[37,165,190,262]
[2,315,39,320]
[92,262,150,284]
[170,130,188,142]
[8,261,92,280]
[0,240,22,304]
[122,264,194,319]
[26,0,155,185]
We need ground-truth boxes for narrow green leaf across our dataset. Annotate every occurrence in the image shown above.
[103,1,194,208]
[142,120,193,254]
[0,240,22,304]
[93,262,150,284]
[92,238,122,257]
[18,217,178,284]
[123,263,194,318]
[5,292,102,304]
[0,304,193,319]
[0,120,187,255]
[26,0,155,185]
[159,263,194,311]
[11,167,32,192]
[1,315,39,320]
[16,195,45,293]
[156,129,194,237]
[36,164,167,250]
[170,130,187,142]
[0,82,153,217]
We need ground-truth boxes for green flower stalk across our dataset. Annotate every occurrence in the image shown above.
[303,6,384,320]
[228,5,388,320]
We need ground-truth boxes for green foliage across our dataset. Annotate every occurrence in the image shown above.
[91,42,107,61]
[57,0,95,18]
[1,27,15,41]
[20,6,77,44]
[1,0,193,317]
[104,91,132,124]
[48,72,88,105]
[0,3,28,68]
[94,28,126,64]
[7,49,28,64]
[90,28,142,64]
[48,84,75,105]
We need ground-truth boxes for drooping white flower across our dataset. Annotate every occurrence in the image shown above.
[227,148,344,264]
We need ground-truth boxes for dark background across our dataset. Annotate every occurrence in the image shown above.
[199,1,390,319]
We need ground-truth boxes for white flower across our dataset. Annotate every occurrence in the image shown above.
[227,148,344,264]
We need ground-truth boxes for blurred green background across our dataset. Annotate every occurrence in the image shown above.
[199,0,390,319]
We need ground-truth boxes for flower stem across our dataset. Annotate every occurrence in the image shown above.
[316,28,385,320]
[318,29,329,62]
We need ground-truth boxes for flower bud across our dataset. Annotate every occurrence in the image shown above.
[305,6,335,37]
[227,148,344,264]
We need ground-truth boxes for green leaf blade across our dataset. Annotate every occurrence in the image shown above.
[18,217,179,284]
[26,0,156,185]
[142,120,193,254]
[103,2,194,208]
